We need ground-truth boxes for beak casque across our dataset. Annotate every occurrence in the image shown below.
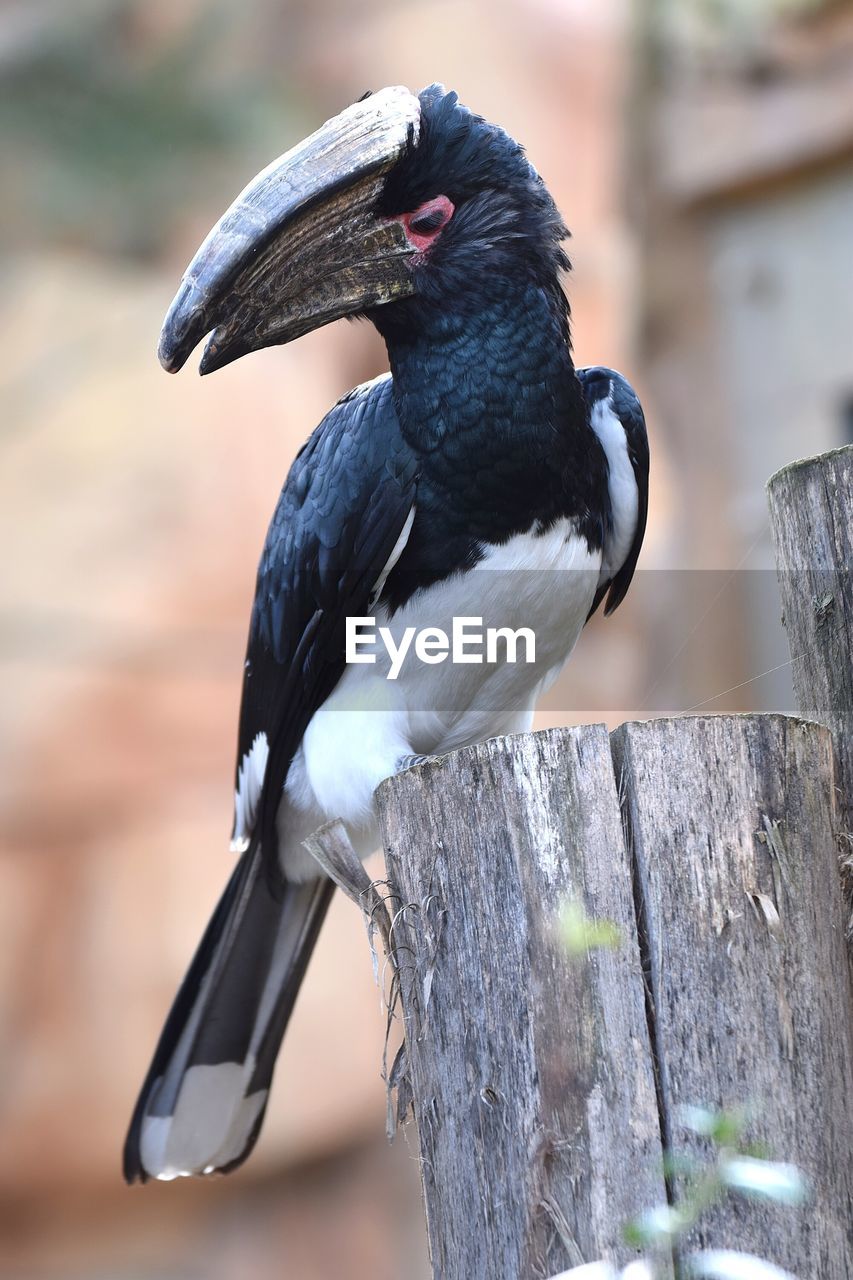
[158,85,421,375]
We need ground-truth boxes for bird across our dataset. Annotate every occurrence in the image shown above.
[123,83,649,1183]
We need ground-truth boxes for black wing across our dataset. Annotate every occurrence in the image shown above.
[232,373,417,878]
[578,366,649,621]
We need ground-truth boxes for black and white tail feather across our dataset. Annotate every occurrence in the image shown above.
[123,841,333,1181]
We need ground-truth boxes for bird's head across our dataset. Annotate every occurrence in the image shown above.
[159,84,570,375]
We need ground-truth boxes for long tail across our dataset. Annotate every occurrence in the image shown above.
[123,844,334,1182]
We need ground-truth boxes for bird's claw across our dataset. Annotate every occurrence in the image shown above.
[395,752,444,773]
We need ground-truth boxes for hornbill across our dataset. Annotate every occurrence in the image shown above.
[124,84,649,1182]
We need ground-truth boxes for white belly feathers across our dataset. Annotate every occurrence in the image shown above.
[277,517,600,878]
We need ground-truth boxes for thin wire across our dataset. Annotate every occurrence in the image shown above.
[676,654,802,715]
[638,531,767,709]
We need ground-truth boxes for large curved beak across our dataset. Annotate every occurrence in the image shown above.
[158,86,421,375]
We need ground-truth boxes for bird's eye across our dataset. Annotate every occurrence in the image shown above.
[409,206,450,235]
[400,196,455,249]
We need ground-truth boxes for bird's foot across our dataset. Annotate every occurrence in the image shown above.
[395,752,444,773]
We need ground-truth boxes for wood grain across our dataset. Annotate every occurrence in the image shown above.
[768,444,853,938]
[375,725,669,1280]
[611,714,853,1277]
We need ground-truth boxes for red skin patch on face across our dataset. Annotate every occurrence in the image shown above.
[396,195,455,254]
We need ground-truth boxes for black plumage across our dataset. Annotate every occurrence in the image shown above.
[241,377,417,868]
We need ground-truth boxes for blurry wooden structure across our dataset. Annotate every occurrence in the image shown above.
[769,444,853,938]
[636,3,853,715]
[316,447,853,1279]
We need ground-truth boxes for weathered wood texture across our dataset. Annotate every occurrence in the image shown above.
[612,715,853,1277]
[375,725,669,1280]
[767,445,853,932]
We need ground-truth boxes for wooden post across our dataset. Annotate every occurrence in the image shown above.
[767,445,853,933]
[374,725,669,1280]
[611,714,853,1277]
[368,715,852,1277]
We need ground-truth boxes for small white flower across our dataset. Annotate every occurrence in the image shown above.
[547,1261,656,1280]
[631,1203,686,1242]
[721,1156,809,1206]
[620,1262,656,1279]
[680,1104,720,1136]
[547,1265,618,1280]
[687,1248,799,1280]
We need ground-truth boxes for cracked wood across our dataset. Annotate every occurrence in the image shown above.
[611,714,853,1278]
[375,725,668,1280]
[768,443,853,942]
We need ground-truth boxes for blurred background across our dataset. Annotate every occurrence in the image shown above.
[2,0,852,1275]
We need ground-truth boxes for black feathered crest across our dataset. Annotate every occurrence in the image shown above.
[378,84,570,285]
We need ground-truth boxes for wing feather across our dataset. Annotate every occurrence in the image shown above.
[578,366,650,621]
[231,374,417,878]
